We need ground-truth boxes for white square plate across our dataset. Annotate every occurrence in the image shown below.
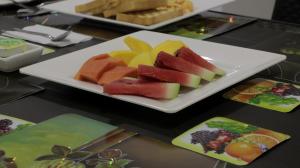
[42,0,234,30]
[20,31,286,113]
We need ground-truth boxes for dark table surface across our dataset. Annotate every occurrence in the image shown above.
[1,5,300,168]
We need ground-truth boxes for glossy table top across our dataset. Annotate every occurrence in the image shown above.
[1,8,300,168]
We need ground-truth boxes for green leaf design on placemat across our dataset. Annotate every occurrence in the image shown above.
[206,121,258,134]
[95,159,132,168]
[86,149,133,168]
[0,150,17,168]
[32,145,91,168]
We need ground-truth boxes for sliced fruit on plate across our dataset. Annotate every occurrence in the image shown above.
[138,65,200,88]
[75,55,126,83]
[128,52,153,67]
[243,133,280,149]
[103,79,180,99]
[124,36,152,53]
[75,54,110,80]
[151,40,185,61]
[98,66,137,85]
[155,51,215,81]
[109,50,137,64]
[177,47,225,76]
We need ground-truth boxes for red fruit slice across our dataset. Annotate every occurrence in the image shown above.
[103,79,180,99]
[138,65,200,88]
[177,47,225,76]
[98,66,137,85]
[75,55,126,83]
[75,54,110,80]
[155,51,215,81]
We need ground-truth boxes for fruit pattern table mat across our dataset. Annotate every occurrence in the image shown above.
[172,117,290,166]
[0,114,117,167]
[0,114,34,137]
[223,78,300,112]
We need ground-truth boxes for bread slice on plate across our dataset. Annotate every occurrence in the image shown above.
[116,7,183,26]
[103,0,168,17]
[75,0,121,14]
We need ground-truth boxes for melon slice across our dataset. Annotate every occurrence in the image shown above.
[76,56,126,83]
[138,65,200,88]
[177,47,225,76]
[109,50,137,64]
[128,52,153,67]
[155,51,215,81]
[124,36,152,53]
[103,79,180,99]
[151,40,185,61]
[98,66,137,85]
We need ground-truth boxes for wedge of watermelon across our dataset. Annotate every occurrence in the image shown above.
[98,66,137,85]
[177,47,225,76]
[75,55,126,83]
[155,51,215,81]
[103,79,180,99]
[138,65,200,88]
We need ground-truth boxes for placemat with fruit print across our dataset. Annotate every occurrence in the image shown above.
[223,78,300,112]
[172,117,290,166]
[0,114,117,168]
[0,114,34,137]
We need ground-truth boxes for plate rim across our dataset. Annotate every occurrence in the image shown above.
[20,30,287,113]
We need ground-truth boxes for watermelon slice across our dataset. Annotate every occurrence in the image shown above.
[75,56,126,83]
[177,47,225,76]
[155,51,215,81]
[138,65,200,88]
[98,66,137,85]
[103,79,180,99]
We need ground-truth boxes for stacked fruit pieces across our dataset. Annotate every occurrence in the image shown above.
[75,36,225,100]
[75,54,137,85]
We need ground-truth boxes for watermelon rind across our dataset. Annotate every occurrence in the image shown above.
[165,83,181,99]
[200,68,216,82]
[187,74,201,88]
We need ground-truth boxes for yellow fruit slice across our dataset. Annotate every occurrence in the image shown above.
[151,40,185,61]
[128,52,153,68]
[109,50,137,64]
[243,133,280,149]
[124,36,152,53]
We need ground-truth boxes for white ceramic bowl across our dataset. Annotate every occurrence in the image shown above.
[0,43,43,72]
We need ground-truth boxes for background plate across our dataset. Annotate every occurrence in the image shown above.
[20,31,286,113]
[0,0,35,6]
[42,0,235,30]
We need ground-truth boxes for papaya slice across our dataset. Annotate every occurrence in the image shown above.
[98,66,137,85]
[74,54,110,80]
[76,56,126,83]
